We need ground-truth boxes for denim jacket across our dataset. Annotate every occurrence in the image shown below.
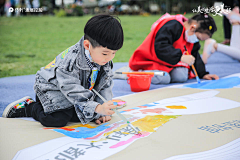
[34,36,114,124]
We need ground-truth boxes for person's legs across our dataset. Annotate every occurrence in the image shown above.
[2,96,34,118]
[31,96,77,127]
[216,25,240,60]
[150,70,171,84]
[70,109,81,122]
[30,103,75,127]
[202,39,216,64]
[222,15,231,44]
[230,25,240,49]
[169,67,188,83]
[202,23,240,62]
[216,45,240,60]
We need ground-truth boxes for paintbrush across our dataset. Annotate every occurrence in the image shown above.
[92,88,141,135]
[184,46,201,84]
[115,71,165,76]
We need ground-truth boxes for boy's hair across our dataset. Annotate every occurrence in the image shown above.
[84,14,124,50]
[188,13,217,37]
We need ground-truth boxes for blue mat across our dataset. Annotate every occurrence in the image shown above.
[1,52,240,116]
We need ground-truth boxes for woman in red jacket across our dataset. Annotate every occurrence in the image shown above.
[129,13,219,84]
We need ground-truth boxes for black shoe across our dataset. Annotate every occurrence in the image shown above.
[2,96,34,118]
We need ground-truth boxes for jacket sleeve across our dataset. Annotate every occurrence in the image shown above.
[191,42,209,78]
[154,20,183,65]
[55,67,101,122]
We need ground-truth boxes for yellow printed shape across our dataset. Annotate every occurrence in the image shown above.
[166,105,187,109]
[61,48,69,59]
[65,124,96,129]
[45,58,56,69]
[91,115,178,143]
[103,115,179,136]
[132,115,179,132]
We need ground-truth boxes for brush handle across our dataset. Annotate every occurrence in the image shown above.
[191,65,199,78]
[191,63,201,83]
[92,89,107,103]
[113,108,128,123]
[184,46,201,83]
[116,72,165,76]
[92,88,128,122]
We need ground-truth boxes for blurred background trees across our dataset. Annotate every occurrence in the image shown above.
[1,0,220,17]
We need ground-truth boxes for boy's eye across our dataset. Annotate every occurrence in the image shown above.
[102,53,107,55]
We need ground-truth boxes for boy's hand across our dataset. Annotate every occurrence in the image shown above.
[203,74,219,80]
[95,101,116,115]
[95,116,112,125]
[181,55,195,66]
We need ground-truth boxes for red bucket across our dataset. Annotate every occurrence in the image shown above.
[127,74,153,92]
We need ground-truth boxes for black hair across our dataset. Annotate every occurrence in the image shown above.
[84,14,124,50]
[188,13,217,37]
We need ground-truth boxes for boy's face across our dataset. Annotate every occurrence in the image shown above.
[84,40,117,66]
[186,22,210,41]
[195,32,210,41]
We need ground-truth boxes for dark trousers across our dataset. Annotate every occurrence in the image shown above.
[223,15,232,39]
[29,96,80,127]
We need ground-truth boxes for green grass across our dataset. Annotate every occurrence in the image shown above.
[0,14,224,78]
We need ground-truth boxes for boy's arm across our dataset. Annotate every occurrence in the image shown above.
[191,42,209,78]
[154,20,183,65]
[55,67,101,121]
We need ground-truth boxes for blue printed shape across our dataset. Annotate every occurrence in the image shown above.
[53,123,110,138]
[131,107,141,109]
[142,104,156,107]
[184,77,240,89]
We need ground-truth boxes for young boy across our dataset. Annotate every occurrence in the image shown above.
[2,14,124,127]
[129,13,219,84]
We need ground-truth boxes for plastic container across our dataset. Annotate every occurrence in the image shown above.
[127,74,153,92]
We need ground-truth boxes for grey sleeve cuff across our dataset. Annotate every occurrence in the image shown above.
[82,100,100,118]
[74,101,102,125]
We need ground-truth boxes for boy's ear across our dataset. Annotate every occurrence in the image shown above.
[190,24,197,32]
[83,40,90,50]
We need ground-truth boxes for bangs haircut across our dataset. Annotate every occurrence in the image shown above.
[84,14,124,50]
[189,13,217,37]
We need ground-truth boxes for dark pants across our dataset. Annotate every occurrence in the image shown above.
[223,15,232,39]
[29,96,80,127]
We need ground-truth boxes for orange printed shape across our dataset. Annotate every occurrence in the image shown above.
[138,106,148,108]
[124,109,135,112]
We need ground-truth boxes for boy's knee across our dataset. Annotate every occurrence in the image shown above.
[171,75,188,83]
[170,67,188,83]
[151,72,171,84]
[40,117,69,127]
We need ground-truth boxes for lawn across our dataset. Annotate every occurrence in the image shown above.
[0,14,224,78]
